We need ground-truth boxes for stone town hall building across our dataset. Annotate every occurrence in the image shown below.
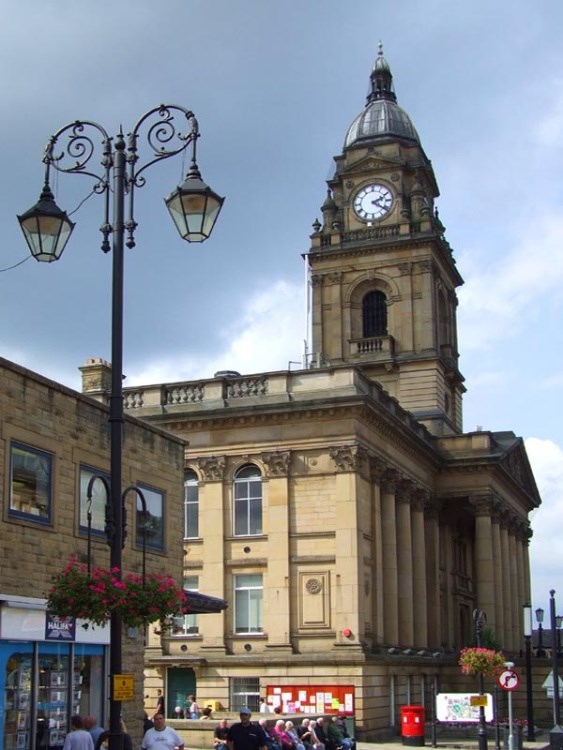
[83,47,541,735]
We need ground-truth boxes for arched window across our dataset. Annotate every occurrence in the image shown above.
[438,289,449,346]
[234,465,262,536]
[362,290,387,337]
[184,469,199,539]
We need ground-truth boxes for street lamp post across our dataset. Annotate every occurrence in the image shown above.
[549,590,563,750]
[536,607,546,657]
[18,106,224,750]
[474,609,488,750]
[523,604,536,741]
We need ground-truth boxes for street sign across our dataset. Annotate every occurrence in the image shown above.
[470,696,489,706]
[497,669,520,691]
[112,674,134,701]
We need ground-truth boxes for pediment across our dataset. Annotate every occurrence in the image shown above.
[339,152,405,176]
[497,435,541,508]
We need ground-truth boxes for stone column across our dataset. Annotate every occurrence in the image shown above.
[411,490,428,648]
[424,499,441,648]
[329,445,367,649]
[196,456,227,654]
[262,450,293,652]
[471,494,496,629]
[371,458,387,646]
[396,481,414,646]
[381,472,399,645]
[508,518,519,651]
[499,512,513,649]
[491,507,504,641]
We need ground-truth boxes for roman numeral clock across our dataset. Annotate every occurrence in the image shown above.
[353,182,394,221]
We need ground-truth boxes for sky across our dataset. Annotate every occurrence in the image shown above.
[1,0,562,628]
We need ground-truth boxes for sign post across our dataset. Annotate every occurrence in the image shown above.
[498,665,520,750]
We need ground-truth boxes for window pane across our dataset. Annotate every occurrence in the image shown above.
[10,442,52,523]
[230,677,260,714]
[233,466,262,537]
[79,466,110,535]
[235,590,249,633]
[135,485,164,551]
[362,290,387,337]
[184,472,199,539]
[234,575,263,633]
[249,498,262,535]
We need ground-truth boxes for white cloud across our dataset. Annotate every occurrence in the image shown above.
[459,214,563,350]
[532,77,563,149]
[128,279,305,385]
[525,437,563,612]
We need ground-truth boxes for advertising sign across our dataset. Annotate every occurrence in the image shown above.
[436,693,494,723]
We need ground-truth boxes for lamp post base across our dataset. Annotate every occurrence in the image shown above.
[549,725,563,750]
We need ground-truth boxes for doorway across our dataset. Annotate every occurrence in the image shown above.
[166,667,196,718]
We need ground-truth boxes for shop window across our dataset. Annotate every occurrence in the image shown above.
[230,676,260,713]
[79,465,110,538]
[184,470,199,539]
[234,574,263,633]
[135,484,164,552]
[233,465,262,536]
[2,645,104,750]
[9,442,53,523]
[171,576,199,635]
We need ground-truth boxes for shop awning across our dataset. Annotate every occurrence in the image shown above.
[183,590,228,614]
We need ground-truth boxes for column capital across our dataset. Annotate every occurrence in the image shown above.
[380,468,400,495]
[369,455,388,482]
[411,488,431,512]
[396,479,415,504]
[470,493,496,517]
[261,450,291,477]
[196,455,226,482]
[329,444,369,477]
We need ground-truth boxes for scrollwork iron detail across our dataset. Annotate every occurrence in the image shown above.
[43,105,199,253]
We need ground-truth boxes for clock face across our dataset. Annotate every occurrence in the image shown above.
[353,183,394,221]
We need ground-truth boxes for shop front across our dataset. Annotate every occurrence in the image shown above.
[0,595,109,750]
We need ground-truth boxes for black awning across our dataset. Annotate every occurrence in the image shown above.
[183,590,228,614]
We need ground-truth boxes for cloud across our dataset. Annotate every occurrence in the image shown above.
[128,279,305,385]
[458,213,563,351]
[525,437,563,611]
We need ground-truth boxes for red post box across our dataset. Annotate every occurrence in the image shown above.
[400,705,425,746]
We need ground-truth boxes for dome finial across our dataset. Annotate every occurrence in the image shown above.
[368,41,395,104]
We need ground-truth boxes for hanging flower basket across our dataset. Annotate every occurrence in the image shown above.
[47,556,187,629]
[459,646,506,676]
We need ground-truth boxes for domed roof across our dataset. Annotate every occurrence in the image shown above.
[344,43,420,149]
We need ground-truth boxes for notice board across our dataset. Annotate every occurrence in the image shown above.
[265,685,355,715]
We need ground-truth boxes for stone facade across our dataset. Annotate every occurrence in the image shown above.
[0,356,185,746]
[79,47,542,739]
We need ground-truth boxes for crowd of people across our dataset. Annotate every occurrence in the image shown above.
[214,707,356,750]
[60,698,355,750]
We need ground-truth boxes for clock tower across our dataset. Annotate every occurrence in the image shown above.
[306,44,464,435]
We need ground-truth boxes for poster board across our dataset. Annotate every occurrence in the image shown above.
[265,685,355,715]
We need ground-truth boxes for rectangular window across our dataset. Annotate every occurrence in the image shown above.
[79,466,110,537]
[234,574,263,634]
[230,677,260,714]
[234,478,262,536]
[135,485,164,552]
[184,473,199,539]
[172,576,199,635]
[9,442,53,523]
